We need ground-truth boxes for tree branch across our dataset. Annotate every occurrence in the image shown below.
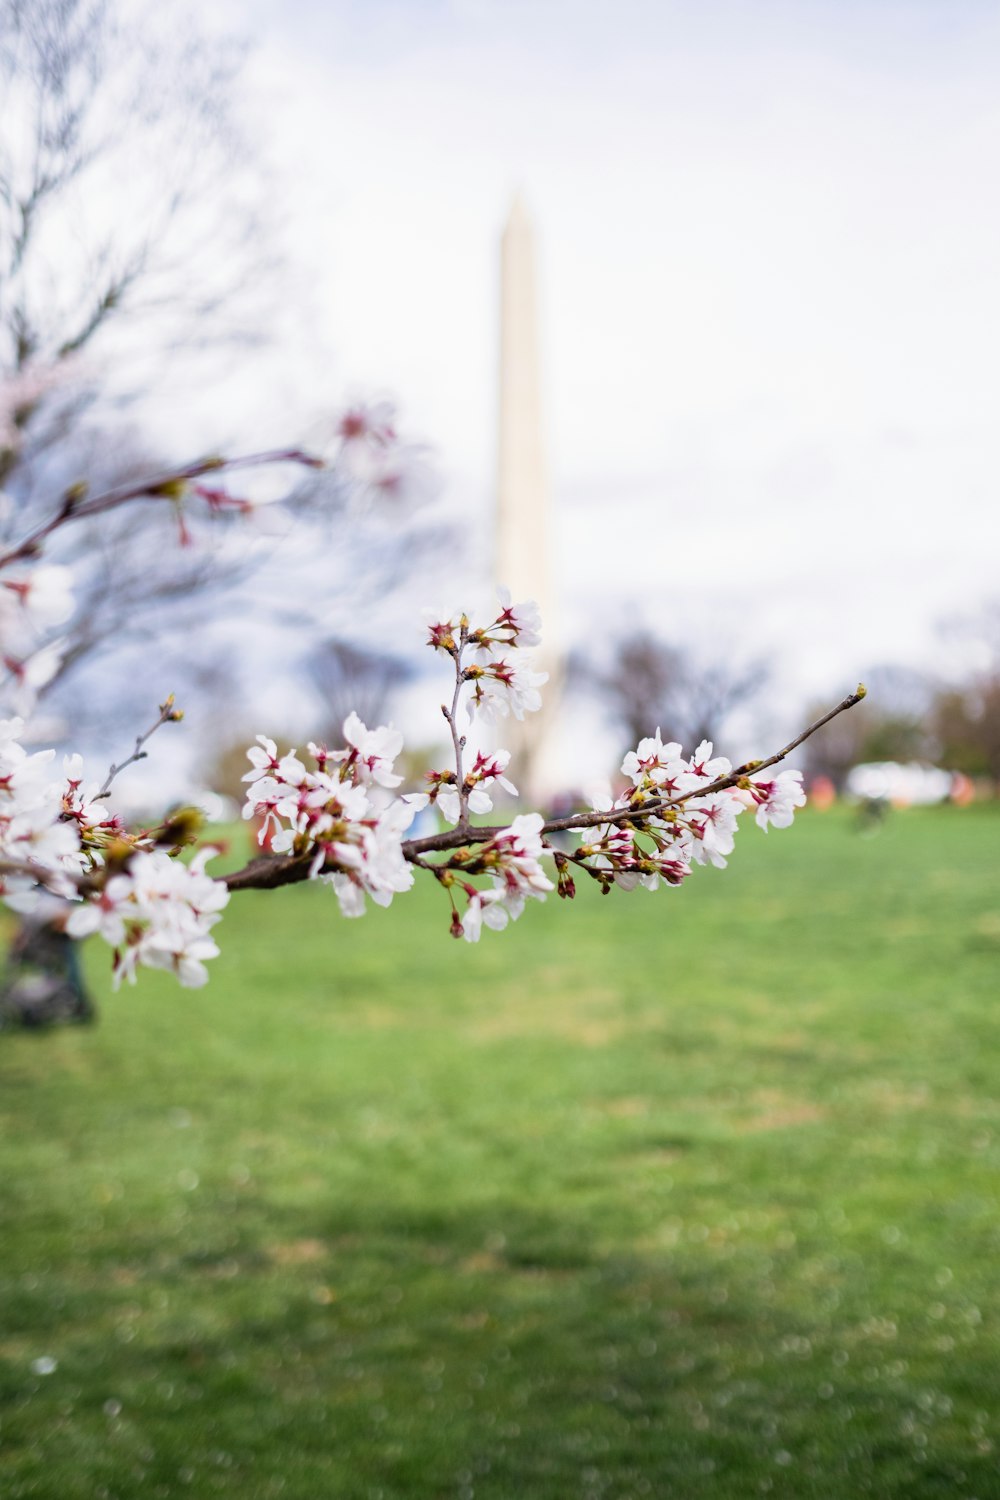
[0,448,324,571]
[56,260,144,359]
[96,696,182,799]
[222,686,867,893]
[223,852,317,893]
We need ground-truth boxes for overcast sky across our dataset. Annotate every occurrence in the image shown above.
[192,0,1000,720]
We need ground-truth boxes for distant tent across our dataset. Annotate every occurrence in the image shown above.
[845,762,954,806]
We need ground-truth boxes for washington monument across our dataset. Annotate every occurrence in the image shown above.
[496,193,560,800]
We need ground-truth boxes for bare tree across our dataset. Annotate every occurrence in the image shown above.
[0,0,265,464]
[307,640,414,742]
[928,602,1000,789]
[580,629,769,756]
[0,0,283,1023]
[0,0,289,727]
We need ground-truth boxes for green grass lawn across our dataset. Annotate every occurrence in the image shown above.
[1,805,998,1499]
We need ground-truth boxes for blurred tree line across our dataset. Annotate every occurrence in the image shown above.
[802,613,1000,791]
[582,618,1000,795]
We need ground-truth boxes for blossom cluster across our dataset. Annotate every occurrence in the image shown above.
[66,847,229,989]
[241,712,417,919]
[0,718,86,905]
[425,588,548,723]
[448,813,555,942]
[234,592,558,942]
[0,716,229,988]
[575,729,807,895]
[415,748,517,824]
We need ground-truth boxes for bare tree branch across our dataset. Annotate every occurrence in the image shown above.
[0,448,324,570]
[95,695,182,799]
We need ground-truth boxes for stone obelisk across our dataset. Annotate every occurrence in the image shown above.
[496,192,560,802]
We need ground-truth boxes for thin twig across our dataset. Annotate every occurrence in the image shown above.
[442,620,470,828]
[0,449,324,572]
[96,696,183,800]
[69,449,324,521]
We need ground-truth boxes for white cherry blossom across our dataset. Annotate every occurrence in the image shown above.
[243,735,282,783]
[415,748,518,825]
[621,729,684,786]
[459,888,510,943]
[332,712,404,789]
[467,656,548,723]
[752,769,807,830]
[484,813,554,905]
[65,875,133,945]
[469,748,517,799]
[64,847,230,990]
[140,933,221,989]
[688,741,733,783]
[494,587,542,648]
[684,792,741,868]
[470,587,543,652]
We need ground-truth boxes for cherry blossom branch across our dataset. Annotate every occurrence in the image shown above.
[223,852,318,892]
[1,543,864,986]
[406,683,867,854]
[0,449,324,571]
[222,684,866,893]
[96,696,184,799]
[537,682,870,837]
